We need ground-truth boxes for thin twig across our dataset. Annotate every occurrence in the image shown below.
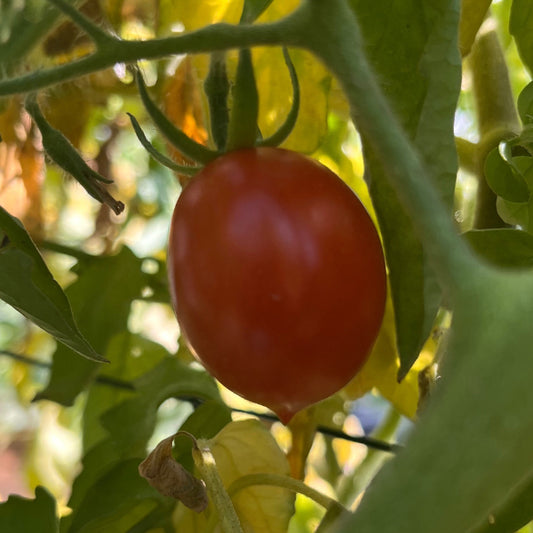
[0,350,135,391]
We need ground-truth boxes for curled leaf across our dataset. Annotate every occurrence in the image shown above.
[139,435,208,513]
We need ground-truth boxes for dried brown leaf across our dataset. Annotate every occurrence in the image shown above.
[139,435,208,513]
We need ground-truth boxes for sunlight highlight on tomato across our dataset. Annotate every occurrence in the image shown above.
[168,147,387,423]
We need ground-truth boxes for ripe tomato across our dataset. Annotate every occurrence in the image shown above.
[168,147,386,423]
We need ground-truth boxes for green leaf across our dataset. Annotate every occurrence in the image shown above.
[510,0,533,75]
[484,147,530,202]
[493,156,533,231]
[64,459,166,533]
[465,229,533,268]
[60,440,120,533]
[496,196,533,229]
[517,81,533,124]
[458,0,492,56]
[34,247,145,406]
[471,474,533,533]
[100,356,221,457]
[0,486,58,533]
[82,332,170,451]
[349,0,461,377]
[0,206,104,362]
[337,270,533,533]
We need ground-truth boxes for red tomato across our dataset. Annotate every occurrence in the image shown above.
[168,147,386,423]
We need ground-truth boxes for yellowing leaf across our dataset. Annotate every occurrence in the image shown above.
[174,419,294,533]
[163,56,209,167]
[343,293,435,420]
[253,47,330,154]
[158,0,243,34]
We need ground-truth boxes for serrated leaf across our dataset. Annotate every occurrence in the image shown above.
[34,247,145,405]
[0,486,58,533]
[484,147,530,202]
[510,0,533,75]
[0,206,103,362]
[464,228,533,268]
[349,0,460,377]
[100,356,221,457]
[175,419,294,533]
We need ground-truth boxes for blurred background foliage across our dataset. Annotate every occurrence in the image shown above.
[0,0,531,531]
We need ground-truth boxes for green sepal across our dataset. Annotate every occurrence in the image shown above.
[135,70,218,164]
[258,47,300,147]
[127,113,201,176]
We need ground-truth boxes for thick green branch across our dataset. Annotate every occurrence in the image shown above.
[297,0,478,296]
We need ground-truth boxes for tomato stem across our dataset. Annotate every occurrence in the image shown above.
[193,438,245,533]
[226,472,350,517]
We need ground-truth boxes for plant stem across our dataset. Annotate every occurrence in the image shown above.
[295,0,478,297]
[469,21,521,229]
[0,350,135,390]
[0,8,304,96]
[227,472,350,517]
[193,439,244,533]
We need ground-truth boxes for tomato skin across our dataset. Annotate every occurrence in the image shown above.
[168,147,386,423]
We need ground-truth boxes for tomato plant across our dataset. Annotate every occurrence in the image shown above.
[4,1,533,533]
[168,147,386,423]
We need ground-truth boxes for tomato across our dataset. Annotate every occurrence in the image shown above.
[168,147,386,423]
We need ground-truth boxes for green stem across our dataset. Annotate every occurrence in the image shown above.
[296,0,478,297]
[456,137,478,175]
[227,472,349,516]
[226,48,260,151]
[0,350,135,390]
[469,22,521,229]
[193,439,244,533]
[0,8,304,96]
[336,408,401,507]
